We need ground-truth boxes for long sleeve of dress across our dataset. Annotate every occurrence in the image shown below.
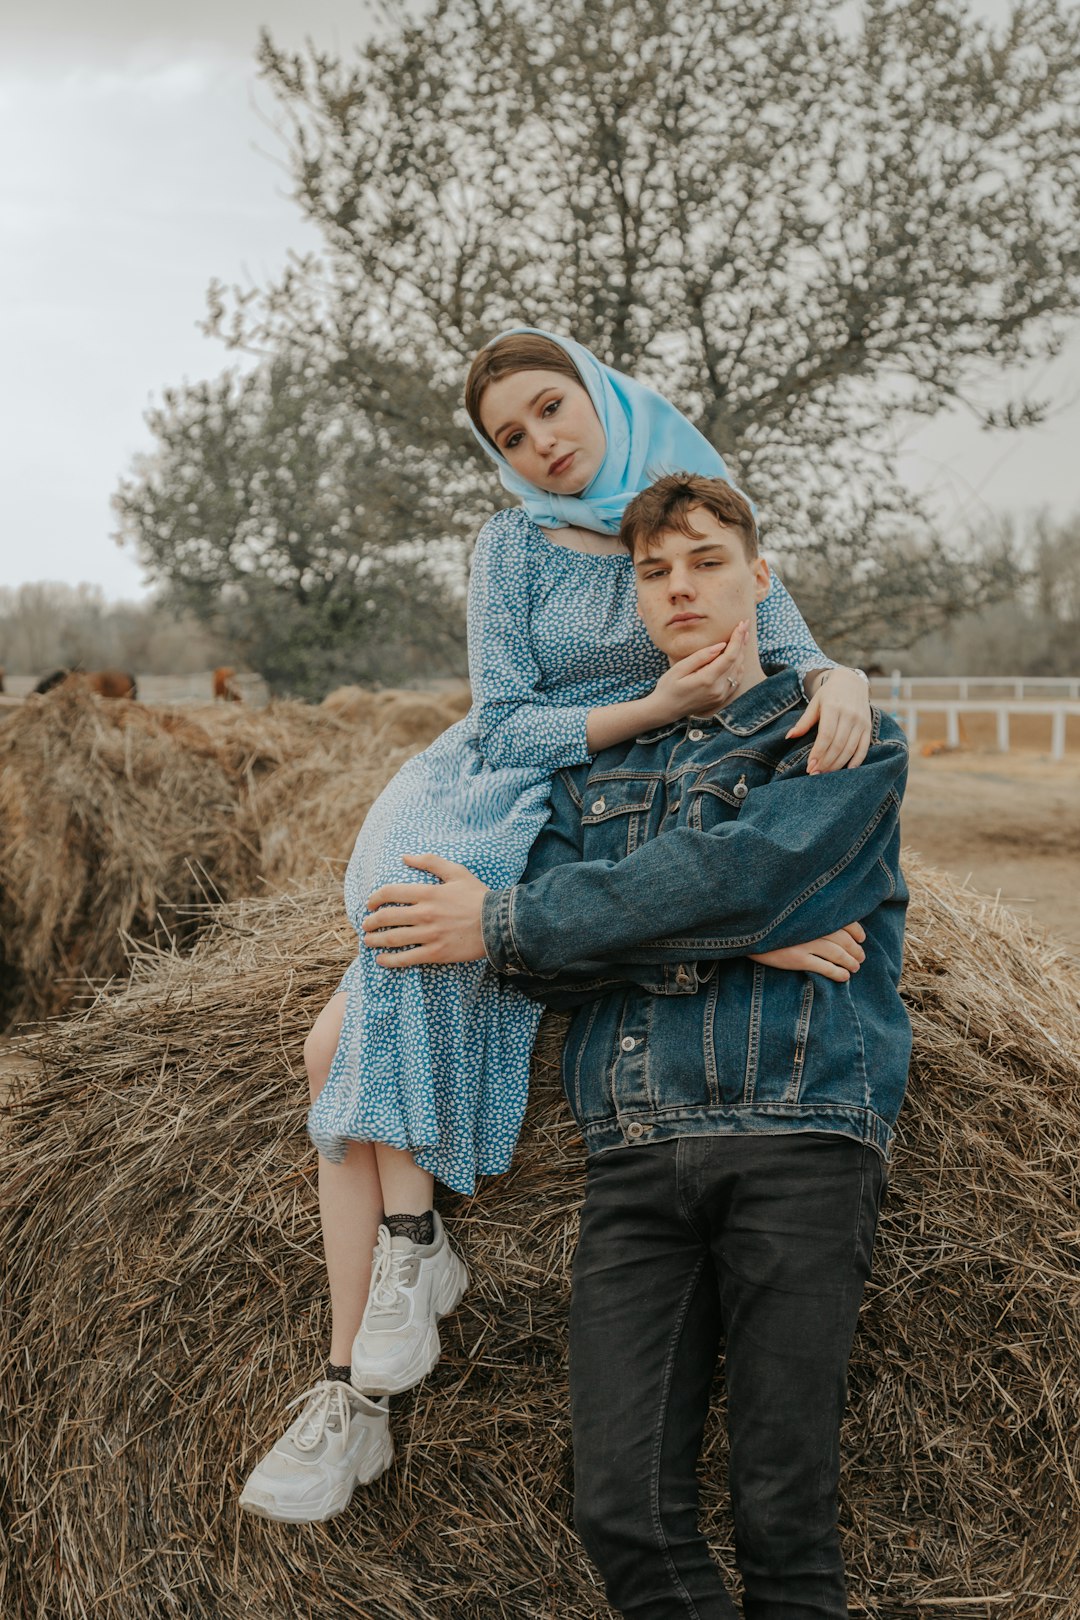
[757,573,834,683]
[467,513,596,772]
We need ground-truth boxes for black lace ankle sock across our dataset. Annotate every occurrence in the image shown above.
[326,1361,352,1386]
[384,1210,435,1246]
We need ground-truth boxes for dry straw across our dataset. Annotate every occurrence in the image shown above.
[0,687,467,1027]
[0,690,259,1027]
[1,855,1077,1619]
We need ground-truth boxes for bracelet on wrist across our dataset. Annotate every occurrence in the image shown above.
[819,667,869,688]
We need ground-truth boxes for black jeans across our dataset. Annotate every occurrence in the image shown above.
[569,1133,885,1620]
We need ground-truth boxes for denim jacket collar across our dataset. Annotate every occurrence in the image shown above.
[635,666,805,745]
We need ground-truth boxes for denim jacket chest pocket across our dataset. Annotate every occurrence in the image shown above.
[580,772,663,858]
[685,751,779,830]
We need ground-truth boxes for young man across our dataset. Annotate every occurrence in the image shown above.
[363,473,911,1618]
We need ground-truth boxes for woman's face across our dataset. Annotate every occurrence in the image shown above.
[478,369,606,496]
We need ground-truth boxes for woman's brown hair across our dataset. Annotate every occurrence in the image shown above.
[464,334,585,446]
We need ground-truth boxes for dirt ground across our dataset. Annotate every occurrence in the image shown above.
[901,749,1080,959]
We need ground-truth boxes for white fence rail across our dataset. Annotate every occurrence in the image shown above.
[891,700,1080,760]
[871,673,1080,701]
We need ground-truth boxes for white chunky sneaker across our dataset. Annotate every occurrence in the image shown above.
[351,1212,469,1396]
[238,1380,392,1524]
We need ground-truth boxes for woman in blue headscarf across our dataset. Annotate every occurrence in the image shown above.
[239,330,874,1522]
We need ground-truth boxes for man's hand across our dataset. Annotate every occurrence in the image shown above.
[749,922,866,982]
[362,854,490,966]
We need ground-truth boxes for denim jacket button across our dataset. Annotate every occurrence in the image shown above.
[626,1121,646,1140]
[688,728,704,741]
[591,796,607,814]
[675,967,692,987]
[620,1035,638,1051]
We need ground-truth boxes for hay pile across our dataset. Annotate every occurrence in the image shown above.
[0,690,259,1028]
[321,683,472,739]
[0,687,468,1026]
[251,687,470,891]
[1,857,1077,1619]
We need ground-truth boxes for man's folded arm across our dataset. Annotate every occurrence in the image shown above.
[483,734,908,980]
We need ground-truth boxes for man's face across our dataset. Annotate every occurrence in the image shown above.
[632,508,771,660]
[478,369,606,495]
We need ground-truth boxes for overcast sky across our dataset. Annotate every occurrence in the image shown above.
[3,1,1079,601]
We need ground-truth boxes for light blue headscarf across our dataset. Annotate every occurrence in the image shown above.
[468,327,731,534]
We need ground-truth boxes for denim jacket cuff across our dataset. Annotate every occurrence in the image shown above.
[481,888,530,976]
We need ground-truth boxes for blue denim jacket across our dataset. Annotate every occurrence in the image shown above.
[481,668,911,1161]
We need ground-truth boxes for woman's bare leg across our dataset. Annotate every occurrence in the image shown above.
[374,1144,434,1219]
[305,993,384,1366]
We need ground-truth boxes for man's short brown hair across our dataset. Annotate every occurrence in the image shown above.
[620,472,758,561]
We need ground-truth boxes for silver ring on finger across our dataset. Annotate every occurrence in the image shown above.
[726,674,737,690]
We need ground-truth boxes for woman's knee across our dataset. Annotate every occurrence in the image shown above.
[304,993,347,1103]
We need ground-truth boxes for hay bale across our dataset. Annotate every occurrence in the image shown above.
[0,689,260,1027]
[320,685,471,736]
[237,690,470,889]
[0,690,471,1025]
[1,858,1077,1618]
[320,684,385,724]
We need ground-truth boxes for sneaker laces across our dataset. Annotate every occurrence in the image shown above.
[368,1226,412,1316]
[285,1380,351,1453]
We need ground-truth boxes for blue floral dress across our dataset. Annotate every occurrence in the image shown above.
[307,508,831,1193]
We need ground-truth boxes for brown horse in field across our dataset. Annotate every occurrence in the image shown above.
[34,668,138,699]
[213,667,241,701]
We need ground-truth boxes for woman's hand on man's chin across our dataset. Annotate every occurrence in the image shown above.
[362,855,490,965]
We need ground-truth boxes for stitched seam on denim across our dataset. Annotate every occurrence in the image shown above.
[569,1000,604,1122]
[504,887,526,972]
[876,854,896,898]
[743,965,764,1103]
[583,800,656,824]
[690,783,741,807]
[703,975,720,1105]
[559,767,584,811]
[647,788,902,952]
[786,979,815,1102]
[717,690,803,735]
[581,1114,892,1157]
[773,741,814,776]
[648,1250,712,1618]
[722,744,780,765]
[846,976,869,1107]
[644,1000,659,1110]
[634,721,684,744]
[587,768,666,783]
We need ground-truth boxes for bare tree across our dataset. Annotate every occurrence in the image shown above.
[0,584,228,677]
[901,510,1080,674]
[122,0,1080,662]
[114,357,469,696]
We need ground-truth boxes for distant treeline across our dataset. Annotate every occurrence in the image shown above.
[3,507,1076,688]
[897,510,1080,677]
[0,583,229,678]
